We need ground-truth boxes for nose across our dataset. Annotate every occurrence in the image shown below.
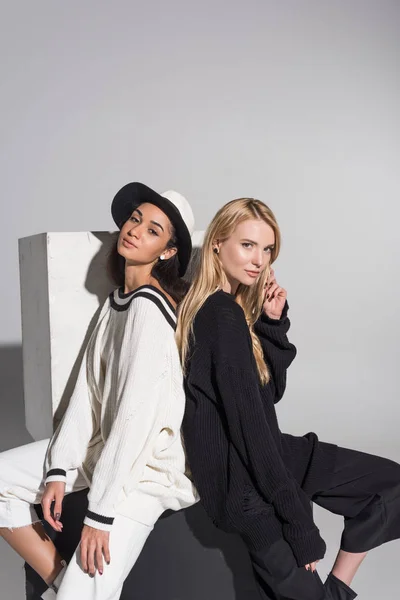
[127,222,142,239]
[252,249,263,268]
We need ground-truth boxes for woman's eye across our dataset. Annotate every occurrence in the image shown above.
[149,229,158,236]
[242,242,253,249]
[264,247,272,254]
[130,216,139,223]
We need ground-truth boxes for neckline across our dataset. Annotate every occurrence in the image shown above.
[215,289,236,300]
[117,284,176,313]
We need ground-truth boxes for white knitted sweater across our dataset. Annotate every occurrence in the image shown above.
[45,285,198,531]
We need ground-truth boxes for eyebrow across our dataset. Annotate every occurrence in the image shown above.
[241,238,275,248]
[150,220,164,232]
[133,208,164,232]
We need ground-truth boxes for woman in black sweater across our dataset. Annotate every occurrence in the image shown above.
[176,198,400,600]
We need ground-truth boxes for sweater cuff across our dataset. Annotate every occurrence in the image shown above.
[84,509,114,532]
[283,527,326,567]
[260,300,289,324]
[45,468,67,485]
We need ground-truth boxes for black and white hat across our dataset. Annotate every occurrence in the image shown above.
[111,182,195,276]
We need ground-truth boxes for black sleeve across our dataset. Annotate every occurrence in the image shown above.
[211,303,325,566]
[254,301,297,403]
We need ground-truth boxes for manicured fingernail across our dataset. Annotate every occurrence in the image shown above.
[106,561,110,565]
[99,571,103,575]
[55,513,61,520]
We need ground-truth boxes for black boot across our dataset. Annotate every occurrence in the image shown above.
[324,573,357,600]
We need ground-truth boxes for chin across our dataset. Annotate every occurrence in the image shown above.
[245,273,261,285]
[117,245,129,259]
[236,275,258,288]
[118,244,141,262]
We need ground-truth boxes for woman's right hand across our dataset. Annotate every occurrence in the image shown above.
[41,481,65,532]
[305,560,319,572]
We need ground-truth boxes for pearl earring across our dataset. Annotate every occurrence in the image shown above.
[160,255,165,260]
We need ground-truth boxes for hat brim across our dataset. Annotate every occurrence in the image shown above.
[111,182,192,277]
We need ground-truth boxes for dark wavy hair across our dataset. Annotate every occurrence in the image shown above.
[107,221,189,305]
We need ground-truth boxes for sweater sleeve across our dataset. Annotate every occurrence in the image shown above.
[254,301,297,403]
[45,347,96,485]
[211,303,325,566]
[84,297,170,531]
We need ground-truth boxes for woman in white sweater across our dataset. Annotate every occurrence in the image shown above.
[0,182,198,599]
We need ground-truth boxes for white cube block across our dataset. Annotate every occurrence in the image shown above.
[19,231,204,441]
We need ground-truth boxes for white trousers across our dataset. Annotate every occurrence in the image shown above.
[57,515,152,600]
[0,440,154,600]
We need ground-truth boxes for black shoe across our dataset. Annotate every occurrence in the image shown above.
[324,573,357,600]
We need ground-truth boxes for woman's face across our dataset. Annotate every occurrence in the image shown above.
[117,202,177,266]
[216,219,275,291]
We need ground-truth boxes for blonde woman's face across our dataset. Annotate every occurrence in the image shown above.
[216,219,275,290]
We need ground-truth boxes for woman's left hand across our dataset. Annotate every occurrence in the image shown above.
[263,269,287,320]
[80,525,110,576]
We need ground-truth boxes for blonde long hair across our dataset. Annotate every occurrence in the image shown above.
[176,198,281,384]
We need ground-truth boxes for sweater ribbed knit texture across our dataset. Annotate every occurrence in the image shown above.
[183,290,336,566]
[45,285,198,531]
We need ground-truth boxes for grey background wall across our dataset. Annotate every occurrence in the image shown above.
[0,1,399,598]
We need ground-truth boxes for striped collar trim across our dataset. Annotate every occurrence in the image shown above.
[110,285,177,329]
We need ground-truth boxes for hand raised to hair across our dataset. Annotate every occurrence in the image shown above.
[263,269,287,320]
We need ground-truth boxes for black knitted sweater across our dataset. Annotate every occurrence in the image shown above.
[182,290,337,566]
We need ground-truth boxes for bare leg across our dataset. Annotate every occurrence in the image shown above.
[331,549,367,586]
[1,523,64,585]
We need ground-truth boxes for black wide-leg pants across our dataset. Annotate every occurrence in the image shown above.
[247,445,400,599]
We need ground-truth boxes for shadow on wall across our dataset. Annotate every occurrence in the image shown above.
[0,345,33,452]
[122,506,260,600]
[54,232,115,425]
[3,235,260,599]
